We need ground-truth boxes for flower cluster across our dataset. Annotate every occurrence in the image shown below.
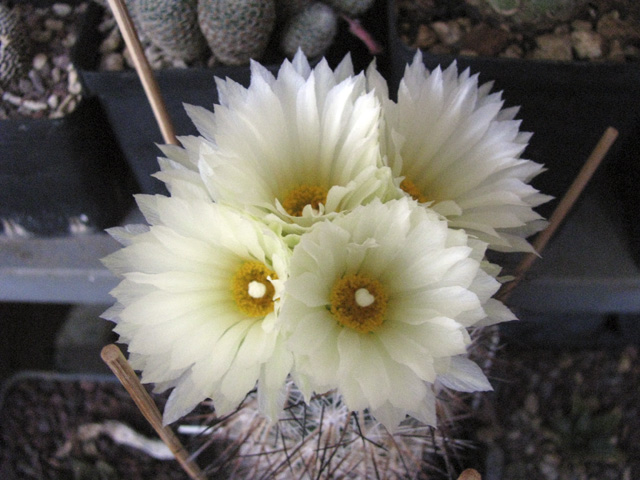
[102,50,549,432]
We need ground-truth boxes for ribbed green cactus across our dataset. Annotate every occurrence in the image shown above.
[321,0,374,17]
[0,3,31,88]
[136,0,208,62]
[198,0,276,66]
[281,2,337,58]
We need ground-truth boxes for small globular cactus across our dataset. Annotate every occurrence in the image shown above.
[136,0,208,62]
[197,0,276,66]
[0,3,31,88]
[281,2,338,58]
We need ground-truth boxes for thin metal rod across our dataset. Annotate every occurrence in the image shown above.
[497,126,619,302]
[101,344,206,480]
[105,0,178,145]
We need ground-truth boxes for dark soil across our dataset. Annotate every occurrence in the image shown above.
[0,373,188,479]
[474,344,640,479]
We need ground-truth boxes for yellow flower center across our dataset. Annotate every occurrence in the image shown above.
[282,185,328,217]
[231,261,277,318]
[400,178,429,203]
[330,274,388,333]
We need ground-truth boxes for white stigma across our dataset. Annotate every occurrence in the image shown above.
[355,288,375,307]
[248,281,267,299]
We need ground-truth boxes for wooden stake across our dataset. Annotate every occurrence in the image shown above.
[105,0,178,145]
[101,344,207,480]
[496,126,619,302]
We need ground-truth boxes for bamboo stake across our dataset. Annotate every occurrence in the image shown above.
[496,126,619,302]
[105,0,178,145]
[101,344,207,480]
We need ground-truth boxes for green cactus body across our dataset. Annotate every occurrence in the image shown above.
[198,0,276,66]
[0,3,31,87]
[281,2,337,58]
[137,0,208,62]
[321,0,374,17]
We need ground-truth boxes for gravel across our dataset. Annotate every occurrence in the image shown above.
[396,0,640,62]
[475,344,640,479]
[0,2,87,120]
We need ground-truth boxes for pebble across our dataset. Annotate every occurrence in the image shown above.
[3,92,23,107]
[47,94,59,109]
[618,351,632,373]
[61,31,77,48]
[22,99,48,111]
[52,3,73,17]
[462,24,510,56]
[431,20,463,46]
[44,18,64,31]
[100,52,124,71]
[32,53,49,71]
[68,79,82,95]
[28,70,45,94]
[572,30,603,59]
[51,67,62,84]
[530,33,573,61]
[99,28,122,54]
[500,44,524,58]
[415,24,437,49]
[597,10,640,41]
[571,19,593,32]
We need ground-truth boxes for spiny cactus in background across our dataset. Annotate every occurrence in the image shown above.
[198,0,276,66]
[281,2,337,58]
[0,2,31,88]
[465,0,591,30]
[137,0,208,62]
[322,0,375,17]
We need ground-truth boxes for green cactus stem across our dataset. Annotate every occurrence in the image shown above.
[198,0,276,66]
[281,1,337,58]
[136,0,208,62]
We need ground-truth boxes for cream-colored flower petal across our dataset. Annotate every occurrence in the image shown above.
[103,196,292,424]
[282,198,511,430]
[376,51,550,252]
[436,355,493,392]
[163,375,209,425]
[159,53,395,232]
